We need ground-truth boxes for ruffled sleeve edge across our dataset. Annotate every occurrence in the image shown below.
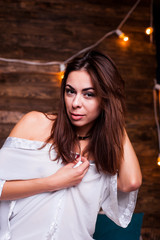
[101,174,138,228]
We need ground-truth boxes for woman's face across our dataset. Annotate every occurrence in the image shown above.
[64,70,101,135]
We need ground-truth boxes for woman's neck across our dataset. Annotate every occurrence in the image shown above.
[77,134,90,140]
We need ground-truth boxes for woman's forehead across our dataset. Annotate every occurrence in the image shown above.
[66,70,94,89]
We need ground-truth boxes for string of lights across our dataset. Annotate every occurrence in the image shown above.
[0,0,152,73]
[151,0,160,166]
[153,81,160,166]
[145,0,153,42]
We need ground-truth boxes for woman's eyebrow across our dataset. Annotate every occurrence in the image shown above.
[82,87,95,92]
[65,84,95,92]
[65,84,75,90]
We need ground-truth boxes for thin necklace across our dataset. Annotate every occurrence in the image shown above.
[77,135,90,140]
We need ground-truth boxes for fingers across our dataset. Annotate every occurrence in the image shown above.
[79,160,90,171]
[65,156,88,168]
[65,162,77,168]
[80,156,88,163]
[75,159,89,177]
[63,157,90,178]
[54,158,90,189]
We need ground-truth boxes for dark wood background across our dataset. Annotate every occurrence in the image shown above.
[0,0,159,239]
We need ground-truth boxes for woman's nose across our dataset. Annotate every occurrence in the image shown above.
[72,94,82,108]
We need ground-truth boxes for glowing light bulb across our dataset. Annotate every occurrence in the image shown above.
[118,32,125,39]
[157,154,160,166]
[58,63,65,81]
[145,27,153,35]
[123,36,129,42]
[116,29,129,42]
[60,72,64,80]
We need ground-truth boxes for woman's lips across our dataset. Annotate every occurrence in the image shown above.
[70,113,84,121]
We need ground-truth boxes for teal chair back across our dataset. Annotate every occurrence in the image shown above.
[93,213,144,240]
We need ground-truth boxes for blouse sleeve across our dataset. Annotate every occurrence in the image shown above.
[101,173,138,228]
[0,179,5,198]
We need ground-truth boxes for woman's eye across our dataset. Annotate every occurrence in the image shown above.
[84,92,95,98]
[65,88,75,95]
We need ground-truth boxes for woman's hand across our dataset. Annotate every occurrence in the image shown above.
[46,156,90,191]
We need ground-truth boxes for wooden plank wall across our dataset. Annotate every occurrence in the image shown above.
[0,0,159,239]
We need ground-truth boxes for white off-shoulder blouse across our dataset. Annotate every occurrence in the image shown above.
[0,137,138,240]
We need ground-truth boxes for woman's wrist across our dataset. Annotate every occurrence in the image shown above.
[43,175,60,192]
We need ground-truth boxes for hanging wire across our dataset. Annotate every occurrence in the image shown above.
[150,0,153,43]
[0,57,63,66]
[0,0,142,70]
[153,80,160,155]
[63,30,116,65]
[117,0,141,29]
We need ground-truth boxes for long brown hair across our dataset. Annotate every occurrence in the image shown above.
[47,50,126,174]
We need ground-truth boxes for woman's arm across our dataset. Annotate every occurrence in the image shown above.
[0,157,89,201]
[0,111,89,200]
[117,131,142,192]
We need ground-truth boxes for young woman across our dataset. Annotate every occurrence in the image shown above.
[0,51,142,240]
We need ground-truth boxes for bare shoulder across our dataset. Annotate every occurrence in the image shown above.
[9,111,56,141]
